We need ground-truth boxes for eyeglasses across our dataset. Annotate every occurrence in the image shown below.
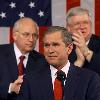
[18,32,38,39]
[69,20,90,29]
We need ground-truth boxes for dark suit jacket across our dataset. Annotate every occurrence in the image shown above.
[0,44,48,100]
[69,34,100,75]
[18,64,100,100]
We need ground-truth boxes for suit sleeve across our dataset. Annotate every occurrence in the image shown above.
[17,75,30,100]
[0,59,11,99]
[88,52,100,75]
[87,73,100,100]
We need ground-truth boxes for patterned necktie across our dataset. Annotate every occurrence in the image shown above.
[18,56,25,76]
[54,70,66,100]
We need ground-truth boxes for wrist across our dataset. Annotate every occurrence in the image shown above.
[83,48,91,57]
[83,48,93,62]
[74,60,84,67]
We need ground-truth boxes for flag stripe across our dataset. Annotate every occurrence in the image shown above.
[0,27,10,44]
[95,0,100,36]
[9,27,13,43]
[67,0,80,11]
[81,0,95,34]
[52,0,66,27]
[38,26,48,53]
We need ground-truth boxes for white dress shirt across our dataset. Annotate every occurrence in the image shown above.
[8,43,29,93]
[50,60,70,89]
[14,43,29,68]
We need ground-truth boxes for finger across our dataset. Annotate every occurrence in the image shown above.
[18,75,24,79]
[73,41,81,47]
[72,36,81,43]
[14,78,23,85]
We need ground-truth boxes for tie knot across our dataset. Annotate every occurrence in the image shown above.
[56,70,66,81]
[19,56,25,61]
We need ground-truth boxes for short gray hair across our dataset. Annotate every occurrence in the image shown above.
[66,6,91,25]
[43,26,73,46]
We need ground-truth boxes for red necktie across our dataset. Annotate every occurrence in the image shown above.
[18,56,25,76]
[54,71,66,100]
[54,78,63,100]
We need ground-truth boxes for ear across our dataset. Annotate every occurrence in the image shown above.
[67,43,73,55]
[66,25,71,31]
[12,32,18,41]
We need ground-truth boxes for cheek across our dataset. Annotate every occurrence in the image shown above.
[43,49,48,54]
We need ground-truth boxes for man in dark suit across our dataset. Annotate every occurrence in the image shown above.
[0,17,48,100]
[19,26,100,100]
[66,7,100,75]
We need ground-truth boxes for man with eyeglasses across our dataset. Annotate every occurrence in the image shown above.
[67,7,100,76]
[0,17,48,100]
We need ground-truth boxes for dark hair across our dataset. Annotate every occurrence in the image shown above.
[43,26,73,46]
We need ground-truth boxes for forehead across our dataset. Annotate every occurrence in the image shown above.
[69,13,90,23]
[19,20,37,32]
[43,31,64,43]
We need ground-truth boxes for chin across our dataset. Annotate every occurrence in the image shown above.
[48,60,58,65]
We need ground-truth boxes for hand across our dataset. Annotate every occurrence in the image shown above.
[72,30,88,54]
[72,30,93,62]
[10,75,23,94]
[74,47,85,67]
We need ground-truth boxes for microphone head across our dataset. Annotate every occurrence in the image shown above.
[57,70,66,81]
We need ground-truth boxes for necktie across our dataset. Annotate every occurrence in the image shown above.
[18,56,25,76]
[54,70,66,100]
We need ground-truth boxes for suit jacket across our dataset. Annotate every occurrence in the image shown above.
[69,34,100,75]
[18,64,100,100]
[0,43,48,100]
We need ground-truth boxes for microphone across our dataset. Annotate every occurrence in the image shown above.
[56,70,66,86]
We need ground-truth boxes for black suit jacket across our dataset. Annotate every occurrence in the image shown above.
[0,44,48,100]
[69,35,100,75]
[18,64,100,100]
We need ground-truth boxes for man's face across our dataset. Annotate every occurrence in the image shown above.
[13,20,38,54]
[43,32,72,69]
[68,13,91,41]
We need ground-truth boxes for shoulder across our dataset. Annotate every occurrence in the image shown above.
[29,50,49,67]
[91,34,100,41]
[0,44,10,48]
[71,64,100,80]
[0,44,13,54]
[30,50,46,60]
[32,50,44,57]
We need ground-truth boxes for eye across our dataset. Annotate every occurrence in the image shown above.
[43,43,50,48]
[83,21,89,25]
[52,43,60,47]
[21,32,30,37]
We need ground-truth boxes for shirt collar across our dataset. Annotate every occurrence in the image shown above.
[14,43,29,64]
[50,60,70,78]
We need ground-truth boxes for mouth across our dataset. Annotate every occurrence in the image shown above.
[26,44,33,47]
[81,30,86,36]
[47,56,57,59]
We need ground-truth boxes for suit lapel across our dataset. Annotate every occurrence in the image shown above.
[34,66,54,100]
[63,64,80,100]
[41,68,54,100]
[25,51,41,73]
[26,51,48,73]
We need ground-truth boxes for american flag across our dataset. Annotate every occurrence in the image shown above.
[0,0,100,53]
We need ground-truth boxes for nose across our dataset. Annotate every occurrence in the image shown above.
[29,34,38,41]
[28,35,34,41]
[80,23,85,28]
[48,45,55,53]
